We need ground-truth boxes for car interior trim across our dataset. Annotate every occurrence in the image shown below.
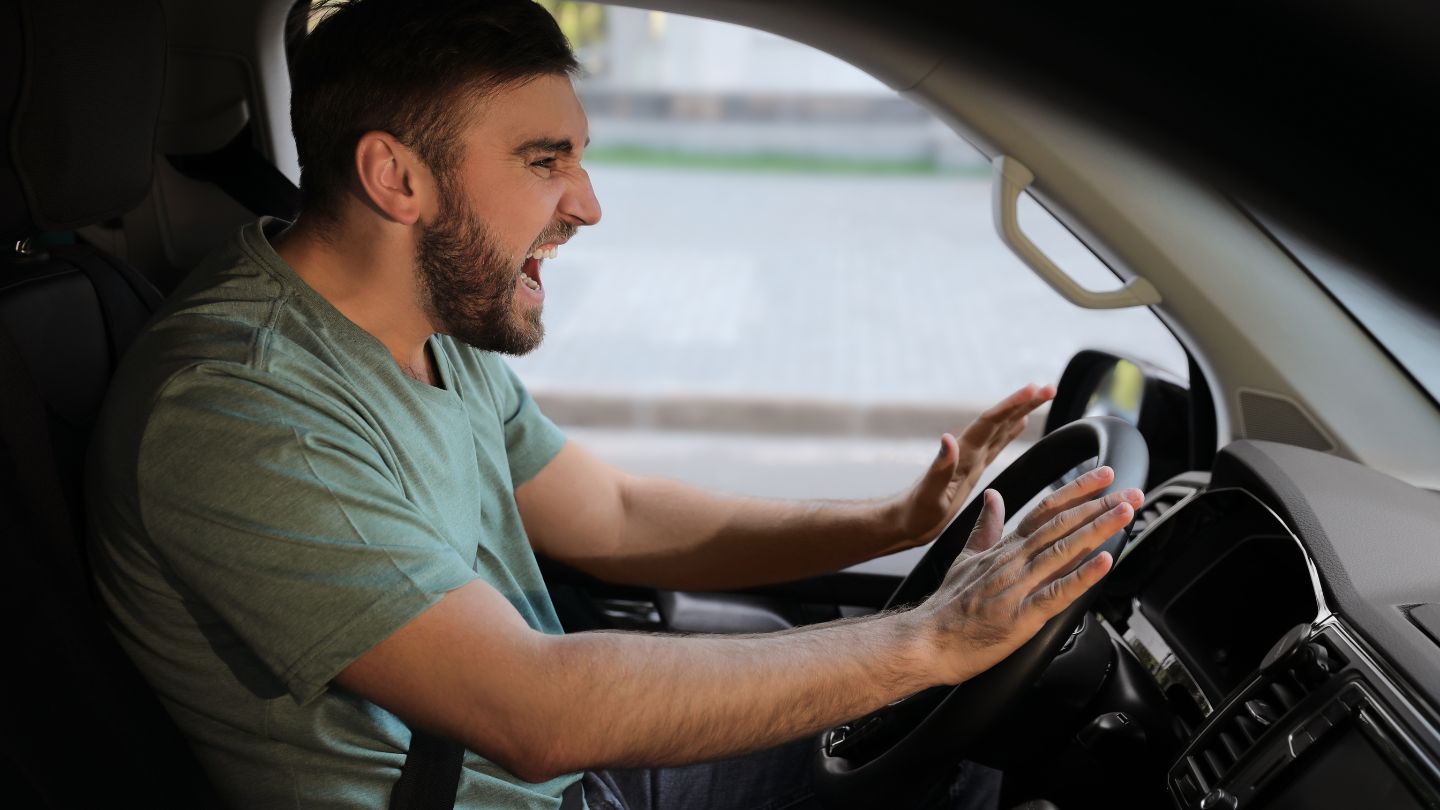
[1168,618,1440,809]
[1108,608,1213,717]
[991,155,1161,310]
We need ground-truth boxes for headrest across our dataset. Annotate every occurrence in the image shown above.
[0,0,165,241]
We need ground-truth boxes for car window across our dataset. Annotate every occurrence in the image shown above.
[505,4,1188,500]
[1255,214,1440,412]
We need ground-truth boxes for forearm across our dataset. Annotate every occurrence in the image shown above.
[352,470,1132,786]
[503,608,934,781]
[591,475,912,590]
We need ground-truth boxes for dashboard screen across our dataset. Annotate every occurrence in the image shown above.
[1124,489,1323,701]
[1161,533,1318,694]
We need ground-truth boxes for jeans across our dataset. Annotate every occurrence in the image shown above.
[579,737,1002,810]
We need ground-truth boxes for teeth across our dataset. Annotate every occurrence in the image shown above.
[528,246,560,261]
[520,274,540,291]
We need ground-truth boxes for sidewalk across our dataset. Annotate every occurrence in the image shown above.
[531,388,1005,440]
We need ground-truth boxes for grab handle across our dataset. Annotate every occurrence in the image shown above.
[992,156,1161,310]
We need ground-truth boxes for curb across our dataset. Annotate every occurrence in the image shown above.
[531,389,1049,442]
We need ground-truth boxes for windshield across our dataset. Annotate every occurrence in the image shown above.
[1258,216,1440,409]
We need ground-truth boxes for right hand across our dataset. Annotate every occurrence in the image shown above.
[916,465,1144,685]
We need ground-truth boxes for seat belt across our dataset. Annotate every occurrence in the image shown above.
[55,244,163,368]
[388,729,466,810]
[166,123,301,220]
[386,730,586,810]
[561,778,585,809]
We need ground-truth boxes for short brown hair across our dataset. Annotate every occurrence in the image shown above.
[291,0,579,219]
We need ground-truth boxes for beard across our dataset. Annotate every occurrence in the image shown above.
[414,184,545,356]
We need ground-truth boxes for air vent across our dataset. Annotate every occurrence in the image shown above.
[1128,476,1204,536]
[1171,641,1338,805]
[1129,490,1183,536]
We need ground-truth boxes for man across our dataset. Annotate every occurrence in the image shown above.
[87,1,1143,808]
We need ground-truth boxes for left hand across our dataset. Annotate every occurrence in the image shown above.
[892,383,1057,545]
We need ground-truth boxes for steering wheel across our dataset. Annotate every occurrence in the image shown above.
[813,416,1148,809]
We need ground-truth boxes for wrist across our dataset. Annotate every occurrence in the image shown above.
[885,604,949,691]
[870,494,920,553]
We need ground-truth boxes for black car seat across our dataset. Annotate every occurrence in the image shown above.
[0,0,220,805]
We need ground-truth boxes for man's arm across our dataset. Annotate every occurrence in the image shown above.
[517,384,1054,591]
[338,467,1141,783]
[517,440,910,590]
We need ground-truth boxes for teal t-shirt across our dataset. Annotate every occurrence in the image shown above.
[87,219,578,808]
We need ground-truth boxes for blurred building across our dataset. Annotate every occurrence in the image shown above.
[573,7,984,170]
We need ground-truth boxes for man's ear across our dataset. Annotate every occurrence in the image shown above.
[352,132,433,226]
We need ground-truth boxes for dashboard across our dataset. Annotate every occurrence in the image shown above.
[1098,441,1440,810]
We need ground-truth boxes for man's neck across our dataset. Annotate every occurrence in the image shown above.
[274,216,438,383]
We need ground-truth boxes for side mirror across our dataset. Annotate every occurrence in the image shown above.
[1045,350,1198,487]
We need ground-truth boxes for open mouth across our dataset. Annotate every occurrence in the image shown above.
[519,244,559,294]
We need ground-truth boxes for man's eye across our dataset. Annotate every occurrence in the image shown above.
[530,157,557,170]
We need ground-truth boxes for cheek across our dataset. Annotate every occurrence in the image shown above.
[516,202,565,247]
[469,172,565,251]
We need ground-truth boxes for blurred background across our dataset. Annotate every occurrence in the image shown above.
[513,4,1186,535]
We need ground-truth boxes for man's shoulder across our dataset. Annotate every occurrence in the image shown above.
[138,220,379,385]
[98,223,368,456]
[130,221,291,368]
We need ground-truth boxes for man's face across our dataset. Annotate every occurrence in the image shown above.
[416,73,600,355]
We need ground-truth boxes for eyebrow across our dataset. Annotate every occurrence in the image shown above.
[512,136,591,156]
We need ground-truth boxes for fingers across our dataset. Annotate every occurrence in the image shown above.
[982,417,1030,467]
[931,433,958,474]
[1026,550,1114,620]
[931,497,1114,678]
[1005,418,1027,444]
[913,433,959,500]
[976,383,1055,425]
[1020,485,1143,560]
[955,488,1004,561]
[958,385,1051,449]
[989,383,1055,416]
[1016,465,1117,537]
[1021,497,1133,588]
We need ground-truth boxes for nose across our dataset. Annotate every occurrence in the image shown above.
[559,165,602,227]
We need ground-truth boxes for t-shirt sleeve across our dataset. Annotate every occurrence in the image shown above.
[487,356,566,487]
[136,366,478,704]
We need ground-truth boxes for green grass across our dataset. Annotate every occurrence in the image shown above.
[584,146,990,177]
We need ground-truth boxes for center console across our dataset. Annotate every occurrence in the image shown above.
[1168,621,1440,809]
[1096,484,1440,810]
